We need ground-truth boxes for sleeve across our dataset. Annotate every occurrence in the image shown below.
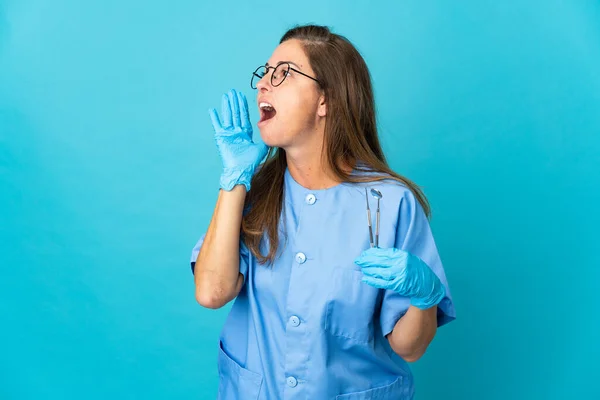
[379,189,456,336]
[189,234,250,281]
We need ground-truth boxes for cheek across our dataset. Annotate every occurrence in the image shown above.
[278,92,318,125]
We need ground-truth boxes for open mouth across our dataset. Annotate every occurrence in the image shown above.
[259,102,276,124]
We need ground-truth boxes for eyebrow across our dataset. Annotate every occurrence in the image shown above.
[265,61,302,69]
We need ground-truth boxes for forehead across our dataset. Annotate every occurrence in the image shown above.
[267,39,310,69]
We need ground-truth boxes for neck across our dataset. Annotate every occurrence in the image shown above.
[283,121,352,190]
[286,157,335,190]
[285,149,353,191]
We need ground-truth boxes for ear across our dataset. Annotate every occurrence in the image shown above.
[317,93,327,117]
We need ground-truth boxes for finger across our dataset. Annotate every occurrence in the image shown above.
[354,253,391,268]
[361,275,389,290]
[208,108,222,131]
[360,265,392,280]
[237,91,251,133]
[356,248,403,266]
[356,248,384,263]
[221,93,232,128]
[229,90,241,128]
[256,142,269,160]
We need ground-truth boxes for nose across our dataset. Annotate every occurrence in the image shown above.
[255,70,272,92]
[255,78,270,92]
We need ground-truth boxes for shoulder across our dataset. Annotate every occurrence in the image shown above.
[373,177,416,201]
[345,169,428,227]
[349,169,419,208]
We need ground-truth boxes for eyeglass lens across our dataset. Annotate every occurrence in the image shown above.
[251,63,290,89]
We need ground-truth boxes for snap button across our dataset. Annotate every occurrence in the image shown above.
[286,376,298,387]
[295,252,306,264]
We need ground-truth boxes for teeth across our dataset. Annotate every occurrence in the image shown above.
[259,102,274,110]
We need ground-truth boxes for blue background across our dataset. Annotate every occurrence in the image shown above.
[1,0,599,399]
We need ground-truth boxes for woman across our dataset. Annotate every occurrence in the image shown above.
[191,24,455,400]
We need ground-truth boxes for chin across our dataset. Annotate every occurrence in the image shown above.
[258,128,287,148]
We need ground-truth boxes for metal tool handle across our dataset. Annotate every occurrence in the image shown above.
[367,209,374,247]
[375,211,380,248]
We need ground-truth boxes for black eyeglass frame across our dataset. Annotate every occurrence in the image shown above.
[251,62,321,89]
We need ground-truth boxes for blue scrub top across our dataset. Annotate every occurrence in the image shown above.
[191,167,456,400]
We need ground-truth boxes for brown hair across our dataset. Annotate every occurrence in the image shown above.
[242,24,430,265]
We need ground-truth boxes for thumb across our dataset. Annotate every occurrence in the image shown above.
[255,142,269,160]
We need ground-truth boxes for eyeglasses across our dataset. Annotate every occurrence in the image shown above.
[251,62,320,89]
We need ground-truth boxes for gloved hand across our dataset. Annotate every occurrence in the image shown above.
[354,247,446,310]
[209,89,269,192]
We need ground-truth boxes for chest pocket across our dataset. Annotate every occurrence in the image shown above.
[325,265,381,343]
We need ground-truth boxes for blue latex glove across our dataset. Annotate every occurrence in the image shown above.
[354,247,446,310]
[209,89,269,192]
